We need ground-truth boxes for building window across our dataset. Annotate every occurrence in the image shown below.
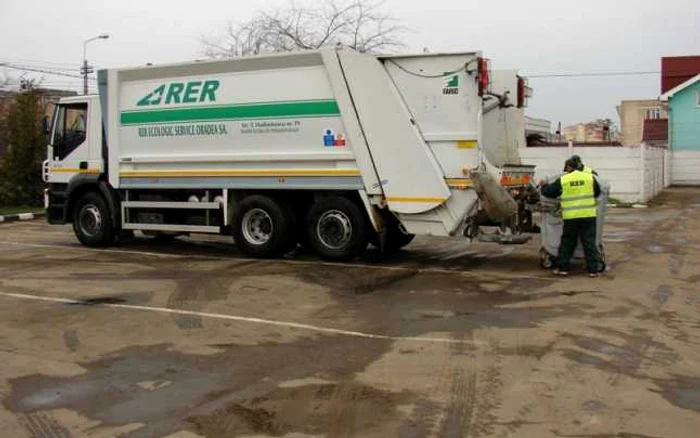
[644,108,661,120]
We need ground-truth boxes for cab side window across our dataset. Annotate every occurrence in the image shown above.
[53,103,88,160]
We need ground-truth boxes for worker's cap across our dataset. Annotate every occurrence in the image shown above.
[563,159,577,171]
[570,155,582,164]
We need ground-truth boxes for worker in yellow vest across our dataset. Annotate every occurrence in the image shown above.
[570,155,597,175]
[541,159,602,277]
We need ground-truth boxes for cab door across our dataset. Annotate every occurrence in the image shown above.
[47,102,91,183]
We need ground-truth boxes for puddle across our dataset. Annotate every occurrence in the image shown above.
[656,376,700,413]
[650,285,673,307]
[188,383,407,437]
[67,296,127,306]
[562,328,679,376]
[297,267,591,332]
[582,400,608,413]
[4,338,395,438]
[646,244,670,254]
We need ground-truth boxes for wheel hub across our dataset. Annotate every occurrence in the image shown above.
[79,204,102,237]
[241,208,273,245]
[317,210,352,249]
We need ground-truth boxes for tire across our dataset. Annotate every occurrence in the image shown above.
[232,195,295,258]
[306,196,369,261]
[72,192,115,247]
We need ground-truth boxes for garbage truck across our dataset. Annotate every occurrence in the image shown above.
[43,46,536,261]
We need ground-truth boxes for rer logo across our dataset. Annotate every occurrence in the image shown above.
[137,80,220,106]
[443,74,459,95]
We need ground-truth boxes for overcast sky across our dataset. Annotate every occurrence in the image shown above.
[1,0,698,127]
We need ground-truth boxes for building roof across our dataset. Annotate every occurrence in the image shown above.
[662,56,700,94]
[660,73,700,101]
[642,119,668,143]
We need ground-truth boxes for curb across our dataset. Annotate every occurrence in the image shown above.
[0,212,45,224]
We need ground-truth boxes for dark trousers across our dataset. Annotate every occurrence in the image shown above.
[556,217,600,273]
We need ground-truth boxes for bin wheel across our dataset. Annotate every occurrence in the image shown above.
[540,248,554,269]
[599,244,607,272]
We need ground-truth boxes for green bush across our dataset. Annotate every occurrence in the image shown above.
[0,81,46,207]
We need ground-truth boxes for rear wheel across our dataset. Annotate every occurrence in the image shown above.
[233,195,294,258]
[306,196,369,261]
[72,192,115,247]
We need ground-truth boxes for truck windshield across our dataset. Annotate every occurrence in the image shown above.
[52,103,88,160]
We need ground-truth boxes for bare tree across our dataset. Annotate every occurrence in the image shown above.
[201,0,407,58]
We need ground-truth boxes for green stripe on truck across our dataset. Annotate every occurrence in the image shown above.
[120,100,341,125]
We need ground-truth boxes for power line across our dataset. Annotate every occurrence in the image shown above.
[0,57,78,69]
[0,63,95,79]
[0,63,86,79]
[527,71,660,78]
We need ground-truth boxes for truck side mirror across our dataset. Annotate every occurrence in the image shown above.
[41,116,50,136]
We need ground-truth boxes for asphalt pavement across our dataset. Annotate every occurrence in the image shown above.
[0,188,699,438]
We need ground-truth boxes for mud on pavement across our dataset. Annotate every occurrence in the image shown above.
[0,187,700,437]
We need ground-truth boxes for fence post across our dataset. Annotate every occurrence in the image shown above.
[639,143,647,203]
[568,140,573,158]
[664,147,671,188]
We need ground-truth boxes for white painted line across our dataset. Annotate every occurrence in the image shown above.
[0,241,554,281]
[0,241,193,259]
[18,213,34,220]
[0,291,485,346]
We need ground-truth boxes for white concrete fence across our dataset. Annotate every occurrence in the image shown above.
[519,143,670,204]
[670,151,700,186]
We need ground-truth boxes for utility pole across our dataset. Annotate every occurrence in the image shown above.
[82,34,109,95]
[81,59,92,95]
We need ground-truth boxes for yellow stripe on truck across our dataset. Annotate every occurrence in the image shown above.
[119,169,362,177]
[445,178,471,188]
[456,140,478,149]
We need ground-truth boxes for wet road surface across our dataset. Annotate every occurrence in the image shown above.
[1,188,700,437]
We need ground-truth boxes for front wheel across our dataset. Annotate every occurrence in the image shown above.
[72,192,115,247]
[306,197,369,261]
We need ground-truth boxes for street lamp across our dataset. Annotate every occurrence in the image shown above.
[82,34,109,95]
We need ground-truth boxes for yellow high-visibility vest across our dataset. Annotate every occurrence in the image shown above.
[583,165,594,174]
[560,171,597,220]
